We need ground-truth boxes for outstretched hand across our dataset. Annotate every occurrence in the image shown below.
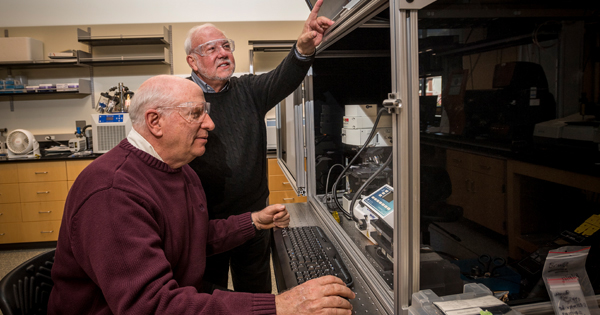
[252,204,290,230]
[296,0,334,56]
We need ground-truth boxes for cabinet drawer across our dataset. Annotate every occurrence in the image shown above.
[19,181,68,203]
[446,150,471,169]
[67,181,75,192]
[269,190,307,204]
[21,221,61,243]
[0,223,21,244]
[0,163,19,184]
[268,174,293,191]
[0,203,22,223]
[66,160,93,181]
[469,154,505,178]
[21,200,65,222]
[268,158,284,176]
[0,183,21,204]
[447,150,505,178]
[18,161,67,182]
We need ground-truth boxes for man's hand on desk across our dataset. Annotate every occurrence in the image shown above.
[275,275,355,315]
[251,204,290,230]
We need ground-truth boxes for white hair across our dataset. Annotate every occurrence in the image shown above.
[184,23,227,55]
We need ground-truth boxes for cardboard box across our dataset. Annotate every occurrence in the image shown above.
[0,37,44,62]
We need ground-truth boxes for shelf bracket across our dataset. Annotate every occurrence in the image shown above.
[168,25,174,75]
[89,66,95,108]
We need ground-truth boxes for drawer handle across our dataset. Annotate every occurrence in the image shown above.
[283,198,294,201]
[35,171,49,175]
[37,191,50,194]
[282,182,290,185]
[38,211,52,214]
[40,230,54,234]
[0,233,5,236]
[0,213,3,216]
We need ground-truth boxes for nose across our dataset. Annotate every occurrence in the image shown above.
[202,113,215,131]
[215,45,231,58]
[215,49,227,59]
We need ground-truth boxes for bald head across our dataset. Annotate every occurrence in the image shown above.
[129,75,202,128]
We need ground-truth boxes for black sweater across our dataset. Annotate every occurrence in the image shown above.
[188,46,314,219]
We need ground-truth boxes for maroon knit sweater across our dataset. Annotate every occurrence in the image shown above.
[48,140,276,315]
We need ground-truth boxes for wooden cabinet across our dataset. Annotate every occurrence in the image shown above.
[268,158,307,205]
[0,164,19,184]
[19,182,69,203]
[0,184,20,204]
[0,223,20,244]
[67,159,93,189]
[446,150,507,235]
[21,200,66,222]
[17,162,67,182]
[0,203,21,223]
[20,221,62,243]
[0,159,93,244]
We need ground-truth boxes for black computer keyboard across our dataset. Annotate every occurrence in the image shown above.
[273,226,353,290]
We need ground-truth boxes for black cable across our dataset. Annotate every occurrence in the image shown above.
[349,150,392,222]
[333,108,388,219]
[331,107,389,219]
[323,163,344,206]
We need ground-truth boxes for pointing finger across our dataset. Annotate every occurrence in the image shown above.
[310,0,324,18]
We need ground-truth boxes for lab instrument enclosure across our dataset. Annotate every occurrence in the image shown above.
[274,0,600,314]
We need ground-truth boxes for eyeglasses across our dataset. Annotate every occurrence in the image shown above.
[192,39,235,57]
[159,102,211,124]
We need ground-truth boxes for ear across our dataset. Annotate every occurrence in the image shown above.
[145,109,164,137]
[186,55,198,72]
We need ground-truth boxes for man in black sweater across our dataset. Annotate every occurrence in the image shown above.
[184,0,333,293]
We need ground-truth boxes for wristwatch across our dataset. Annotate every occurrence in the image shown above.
[251,218,260,231]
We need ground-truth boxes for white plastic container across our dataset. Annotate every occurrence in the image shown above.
[0,38,44,62]
[408,283,522,315]
[345,104,378,117]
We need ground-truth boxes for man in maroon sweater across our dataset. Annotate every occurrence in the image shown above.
[48,75,354,315]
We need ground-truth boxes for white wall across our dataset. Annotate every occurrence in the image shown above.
[0,0,309,27]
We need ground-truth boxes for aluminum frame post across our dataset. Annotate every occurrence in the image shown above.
[389,0,435,314]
